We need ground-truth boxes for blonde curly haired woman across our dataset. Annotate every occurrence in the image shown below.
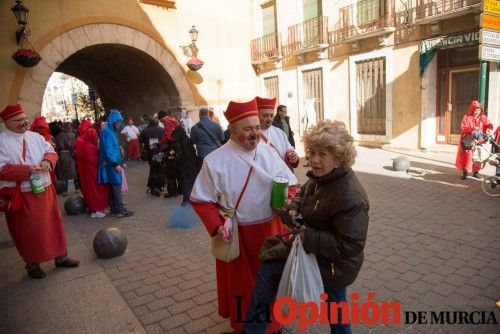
[244,120,369,334]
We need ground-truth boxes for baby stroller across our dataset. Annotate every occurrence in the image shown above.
[474,135,500,197]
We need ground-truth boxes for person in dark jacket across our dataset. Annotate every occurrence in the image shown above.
[272,104,295,148]
[190,108,225,159]
[55,122,79,196]
[140,117,165,196]
[170,123,200,206]
[244,119,369,334]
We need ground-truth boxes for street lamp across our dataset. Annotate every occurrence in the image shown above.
[180,25,199,57]
[11,0,30,45]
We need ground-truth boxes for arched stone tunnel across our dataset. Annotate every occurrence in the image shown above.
[55,43,181,120]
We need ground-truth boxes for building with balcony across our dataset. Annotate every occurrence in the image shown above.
[251,0,499,153]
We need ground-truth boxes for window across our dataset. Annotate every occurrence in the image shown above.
[264,76,279,104]
[302,68,324,133]
[303,0,322,21]
[356,0,385,26]
[262,1,277,36]
[356,57,386,135]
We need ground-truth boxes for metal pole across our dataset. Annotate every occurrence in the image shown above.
[478,62,487,108]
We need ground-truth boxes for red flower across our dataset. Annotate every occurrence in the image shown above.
[187,58,204,65]
[12,48,41,60]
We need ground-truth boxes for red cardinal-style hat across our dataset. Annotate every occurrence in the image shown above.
[256,96,276,111]
[0,104,24,122]
[224,99,258,124]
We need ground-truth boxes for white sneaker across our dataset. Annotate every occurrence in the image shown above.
[91,211,107,219]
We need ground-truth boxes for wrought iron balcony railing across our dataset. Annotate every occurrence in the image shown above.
[407,0,481,24]
[285,16,329,55]
[251,32,281,63]
[339,0,395,40]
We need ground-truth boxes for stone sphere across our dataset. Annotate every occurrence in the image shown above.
[93,228,128,259]
[63,195,86,215]
[55,180,66,195]
[393,156,411,172]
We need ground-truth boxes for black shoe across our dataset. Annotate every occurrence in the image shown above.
[164,193,176,198]
[55,257,80,268]
[472,173,482,179]
[27,267,46,279]
[117,210,134,218]
[461,171,468,180]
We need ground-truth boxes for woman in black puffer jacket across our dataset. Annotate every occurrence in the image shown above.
[244,120,369,334]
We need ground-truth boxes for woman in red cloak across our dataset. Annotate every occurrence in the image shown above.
[30,116,57,185]
[75,119,110,218]
[455,100,493,179]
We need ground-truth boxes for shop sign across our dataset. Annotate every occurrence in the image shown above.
[480,29,500,46]
[481,14,500,31]
[420,31,479,54]
[483,0,500,16]
[479,45,500,62]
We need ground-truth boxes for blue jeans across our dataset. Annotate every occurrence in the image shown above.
[109,183,125,214]
[243,260,352,334]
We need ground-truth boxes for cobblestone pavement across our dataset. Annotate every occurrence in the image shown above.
[1,146,499,334]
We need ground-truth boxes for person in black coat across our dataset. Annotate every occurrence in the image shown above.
[272,104,295,148]
[244,120,369,334]
[140,117,165,196]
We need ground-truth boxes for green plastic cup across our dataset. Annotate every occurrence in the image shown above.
[271,177,289,209]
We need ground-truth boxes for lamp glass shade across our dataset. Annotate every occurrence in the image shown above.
[11,1,29,25]
[189,25,198,43]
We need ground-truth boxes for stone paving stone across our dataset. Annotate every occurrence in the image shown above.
[147,297,175,312]
[144,324,163,334]
[187,303,217,320]
[168,299,197,315]
[159,313,191,331]
[140,308,171,325]
[172,287,199,302]
[183,315,216,333]
[127,294,156,308]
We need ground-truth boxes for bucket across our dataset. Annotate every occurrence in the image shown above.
[271,177,289,209]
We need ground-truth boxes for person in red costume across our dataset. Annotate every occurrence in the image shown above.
[190,98,299,333]
[30,116,56,185]
[75,119,110,219]
[0,105,79,279]
[455,100,493,179]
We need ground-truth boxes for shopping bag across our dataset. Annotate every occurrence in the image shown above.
[210,217,239,262]
[276,235,323,307]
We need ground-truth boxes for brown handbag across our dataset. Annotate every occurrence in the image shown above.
[258,231,296,263]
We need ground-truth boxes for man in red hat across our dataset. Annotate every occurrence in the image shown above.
[256,96,299,169]
[0,104,79,279]
[190,98,298,333]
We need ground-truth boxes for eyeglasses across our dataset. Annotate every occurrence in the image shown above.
[8,117,28,123]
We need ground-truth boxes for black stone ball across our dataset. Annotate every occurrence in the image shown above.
[63,195,86,215]
[393,156,411,172]
[93,228,128,259]
[55,180,66,195]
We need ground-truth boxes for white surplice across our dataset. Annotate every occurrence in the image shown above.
[0,129,54,192]
[191,139,298,225]
[260,125,294,162]
[121,125,140,140]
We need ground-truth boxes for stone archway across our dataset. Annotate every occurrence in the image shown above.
[17,23,195,118]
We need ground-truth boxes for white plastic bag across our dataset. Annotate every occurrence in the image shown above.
[276,235,324,306]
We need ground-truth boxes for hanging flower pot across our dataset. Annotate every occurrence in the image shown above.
[186,58,204,71]
[12,48,42,68]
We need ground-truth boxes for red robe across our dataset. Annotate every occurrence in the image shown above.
[192,186,297,333]
[75,120,109,212]
[1,153,67,263]
[455,101,493,173]
[126,138,141,160]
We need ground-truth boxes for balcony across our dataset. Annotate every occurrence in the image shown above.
[407,0,482,25]
[285,16,329,55]
[339,0,396,42]
[251,32,281,64]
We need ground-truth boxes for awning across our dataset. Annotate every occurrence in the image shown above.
[419,30,479,76]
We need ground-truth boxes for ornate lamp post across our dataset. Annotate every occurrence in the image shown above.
[11,0,29,45]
